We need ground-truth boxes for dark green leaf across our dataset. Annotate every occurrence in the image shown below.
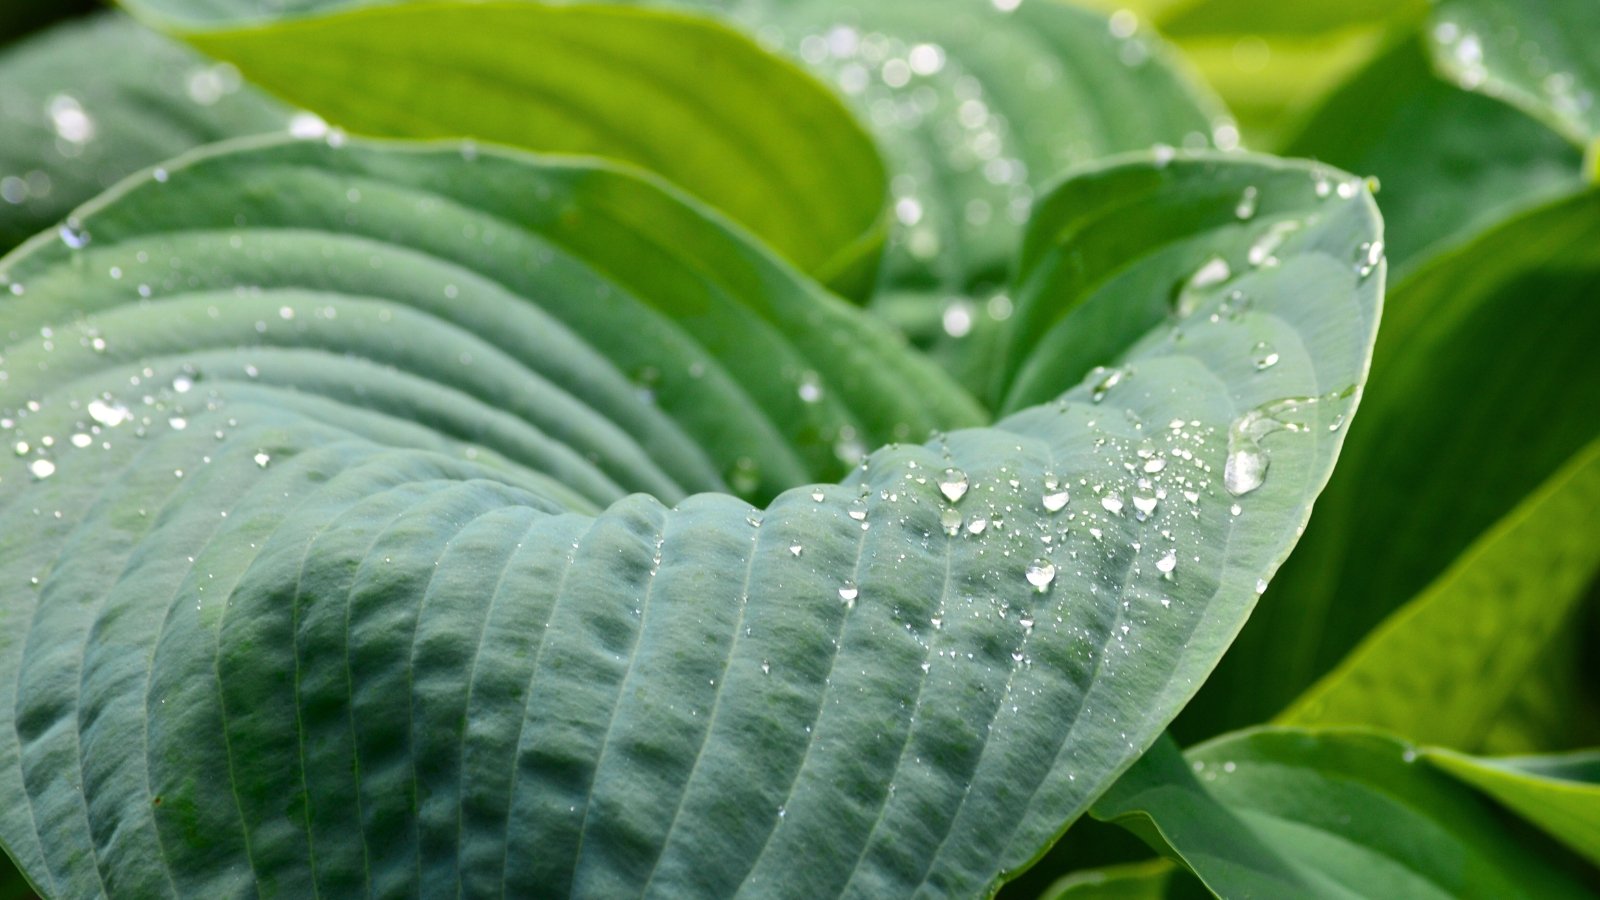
[1284,34,1583,271]
[1094,729,1592,899]
[1187,185,1600,735]
[1427,748,1600,868]
[1282,438,1600,750]
[0,140,1377,896]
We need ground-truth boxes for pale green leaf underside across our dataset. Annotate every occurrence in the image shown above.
[177,1,889,295]
[1426,748,1600,868]
[0,140,1376,897]
[1094,729,1591,899]
[1283,437,1600,749]
[0,12,292,251]
[1428,0,1600,147]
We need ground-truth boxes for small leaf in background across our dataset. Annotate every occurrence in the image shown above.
[1426,748,1600,869]
[175,1,890,296]
[1071,0,1429,149]
[0,12,293,251]
[1283,34,1583,271]
[1186,185,1600,736]
[0,140,1379,897]
[1428,0,1600,148]
[1094,729,1595,898]
[722,0,1226,400]
[1039,859,1181,899]
[1282,438,1600,751]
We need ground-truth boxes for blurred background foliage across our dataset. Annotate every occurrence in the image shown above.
[1,0,1596,896]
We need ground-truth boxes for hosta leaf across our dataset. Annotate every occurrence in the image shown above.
[1039,859,1177,899]
[735,0,1223,297]
[1283,34,1583,271]
[1282,438,1600,750]
[1428,0,1600,148]
[1071,0,1428,150]
[0,140,1377,897]
[730,0,1222,399]
[0,12,293,252]
[1094,729,1592,899]
[170,1,889,295]
[1187,185,1600,735]
[1427,748,1600,868]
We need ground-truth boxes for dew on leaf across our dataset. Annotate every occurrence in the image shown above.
[938,467,969,502]
[1025,559,1056,591]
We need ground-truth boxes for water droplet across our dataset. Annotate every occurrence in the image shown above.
[810,488,825,503]
[1144,457,1167,473]
[942,301,974,338]
[86,399,130,428]
[789,543,803,557]
[28,458,55,479]
[938,467,969,502]
[839,582,859,605]
[1043,490,1069,512]
[253,452,271,468]
[288,112,329,139]
[761,660,771,675]
[172,375,194,393]
[1101,495,1124,514]
[1252,341,1280,371]
[1133,494,1158,517]
[967,516,988,535]
[940,506,963,535]
[1156,549,1177,574]
[797,371,823,404]
[47,94,94,144]
[69,433,92,448]
[1025,559,1056,591]
[168,416,188,431]
[1234,186,1258,220]
[58,220,90,250]
[1255,578,1269,595]
[1173,256,1231,317]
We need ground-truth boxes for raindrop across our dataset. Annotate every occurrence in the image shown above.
[810,488,825,502]
[797,371,823,404]
[1234,186,1258,220]
[69,433,92,448]
[942,301,974,338]
[938,467,969,502]
[940,506,963,536]
[1133,494,1158,517]
[1172,256,1231,317]
[58,220,90,250]
[839,582,859,605]
[789,543,803,557]
[967,516,988,535]
[173,375,194,393]
[1144,457,1167,473]
[1043,490,1069,512]
[1156,549,1177,574]
[168,417,188,431]
[1255,578,1269,595]
[1025,559,1056,591]
[253,452,271,468]
[1252,341,1280,370]
[28,458,55,480]
[87,398,130,428]
[1101,495,1124,514]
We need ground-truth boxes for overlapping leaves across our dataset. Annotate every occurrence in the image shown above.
[0,137,1380,896]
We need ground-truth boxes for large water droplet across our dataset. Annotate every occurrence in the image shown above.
[1043,489,1069,512]
[1025,559,1056,591]
[1156,549,1177,574]
[58,220,90,250]
[938,467,969,502]
[839,582,859,606]
[28,458,55,479]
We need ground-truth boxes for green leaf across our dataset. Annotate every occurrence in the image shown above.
[1427,748,1600,868]
[169,1,889,295]
[1187,185,1600,735]
[1283,34,1584,271]
[1428,0,1600,147]
[1072,0,1429,150]
[740,0,1222,297]
[1094,729,1593,899]
[0,12,293,252]
[1282,438,1600,750]
[0,140,1377,896]
[1039,859,1176,900]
